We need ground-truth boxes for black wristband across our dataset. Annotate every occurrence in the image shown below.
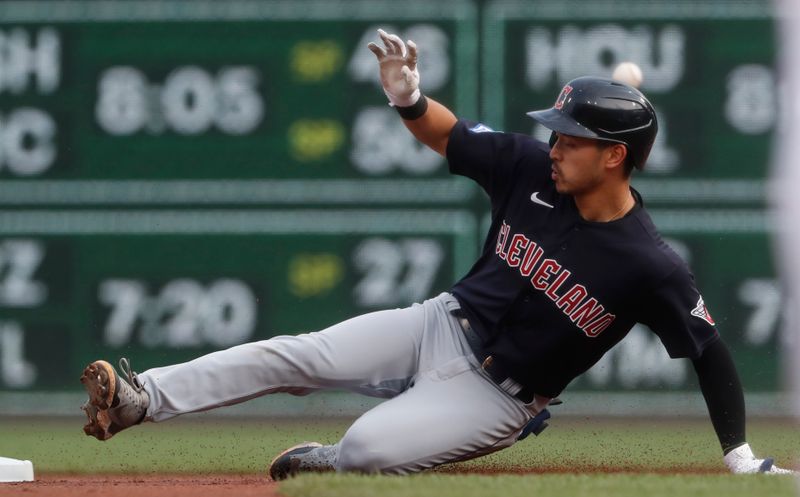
[395,94,428,120]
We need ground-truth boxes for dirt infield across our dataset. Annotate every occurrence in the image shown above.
[0,475,278,497]
[0,465,732,497]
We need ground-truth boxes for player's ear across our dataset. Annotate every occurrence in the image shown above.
[604,143,628,171]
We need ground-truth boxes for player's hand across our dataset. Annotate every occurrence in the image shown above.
[723,443,795,474]
[367,29,420,107]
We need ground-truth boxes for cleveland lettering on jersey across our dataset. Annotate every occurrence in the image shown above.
[495,220,616,337]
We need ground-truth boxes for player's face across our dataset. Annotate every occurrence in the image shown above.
[548,133,609,195]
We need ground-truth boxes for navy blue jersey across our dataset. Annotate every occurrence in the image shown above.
[447,120,719,398]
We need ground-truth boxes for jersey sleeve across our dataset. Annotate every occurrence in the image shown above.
[446,119,550,198]
[638,264,720,359]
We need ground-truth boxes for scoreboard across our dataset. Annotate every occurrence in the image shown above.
[482,0,780,392]
[0,0,481,390]
[0,0,785,397]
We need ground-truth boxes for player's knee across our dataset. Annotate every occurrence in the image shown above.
[336,429,392,473]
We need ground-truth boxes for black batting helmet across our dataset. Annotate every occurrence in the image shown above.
[527,76,658,170]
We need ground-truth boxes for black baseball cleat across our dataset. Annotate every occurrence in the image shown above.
[269,442,337,480]
[80,358,149,441]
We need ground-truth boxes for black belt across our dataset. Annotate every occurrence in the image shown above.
[452,311,536,404]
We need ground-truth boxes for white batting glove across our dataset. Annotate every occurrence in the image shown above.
[367,29,421,107]
[723,443,795,474]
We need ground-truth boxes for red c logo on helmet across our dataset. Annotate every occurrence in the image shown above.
[554,85,573,110]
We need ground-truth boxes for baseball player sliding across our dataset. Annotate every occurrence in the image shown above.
[80,29,793,478]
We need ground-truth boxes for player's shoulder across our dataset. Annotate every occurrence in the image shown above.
[454,119,550,156]
[626,206,686,279]
[447,119,552,192]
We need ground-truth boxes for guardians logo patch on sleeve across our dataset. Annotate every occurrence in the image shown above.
[690,296,715,326]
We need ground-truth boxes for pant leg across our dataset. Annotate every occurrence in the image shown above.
[335,361,534,474]
[333,293,539,474]
[138,302,426,422]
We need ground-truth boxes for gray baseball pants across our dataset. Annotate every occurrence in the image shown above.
[137,293,548,474]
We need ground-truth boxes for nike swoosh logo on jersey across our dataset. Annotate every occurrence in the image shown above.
[530,192,554,208]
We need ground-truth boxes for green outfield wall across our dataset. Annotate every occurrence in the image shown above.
[0,1,786,403]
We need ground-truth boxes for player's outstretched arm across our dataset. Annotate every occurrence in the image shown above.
[692,339,794,474]
[368,29,457,156]
[401,97,457,156]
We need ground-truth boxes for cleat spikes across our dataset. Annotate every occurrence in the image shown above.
[79,359,148,441]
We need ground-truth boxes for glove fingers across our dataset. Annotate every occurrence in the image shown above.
[406,40,418,69]
[367,42,386,59]
[378,29,399,55]
[385,32,407,58]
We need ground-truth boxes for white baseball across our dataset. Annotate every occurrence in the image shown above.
[612,62,643,88]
